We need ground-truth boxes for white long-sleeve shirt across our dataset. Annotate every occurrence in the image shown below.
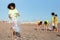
[8,9,19,20]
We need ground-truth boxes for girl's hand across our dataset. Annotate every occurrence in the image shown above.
[9,15,12,19]
[16,13,20,16]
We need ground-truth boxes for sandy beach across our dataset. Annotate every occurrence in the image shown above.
[0,21,60,40]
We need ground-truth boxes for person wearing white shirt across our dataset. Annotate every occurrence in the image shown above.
[8,3,21,40]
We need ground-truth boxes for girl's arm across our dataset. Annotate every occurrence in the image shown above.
[16,13,20,16]
[9,14,12,19]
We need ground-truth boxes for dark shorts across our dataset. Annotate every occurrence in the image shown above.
[13,31,21,37]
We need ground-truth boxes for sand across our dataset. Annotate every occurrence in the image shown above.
[0,21,60,40]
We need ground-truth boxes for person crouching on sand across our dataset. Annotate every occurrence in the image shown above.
[35,21,42,30]
[44,20,49,31]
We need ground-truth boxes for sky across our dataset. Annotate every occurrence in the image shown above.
[0,0,60,22]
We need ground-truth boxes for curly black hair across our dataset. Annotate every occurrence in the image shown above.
[7,3,15,9]
[51,12,55,16]
[44,21,47,25]
[55,14,58,16]
[38,21,42,25]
